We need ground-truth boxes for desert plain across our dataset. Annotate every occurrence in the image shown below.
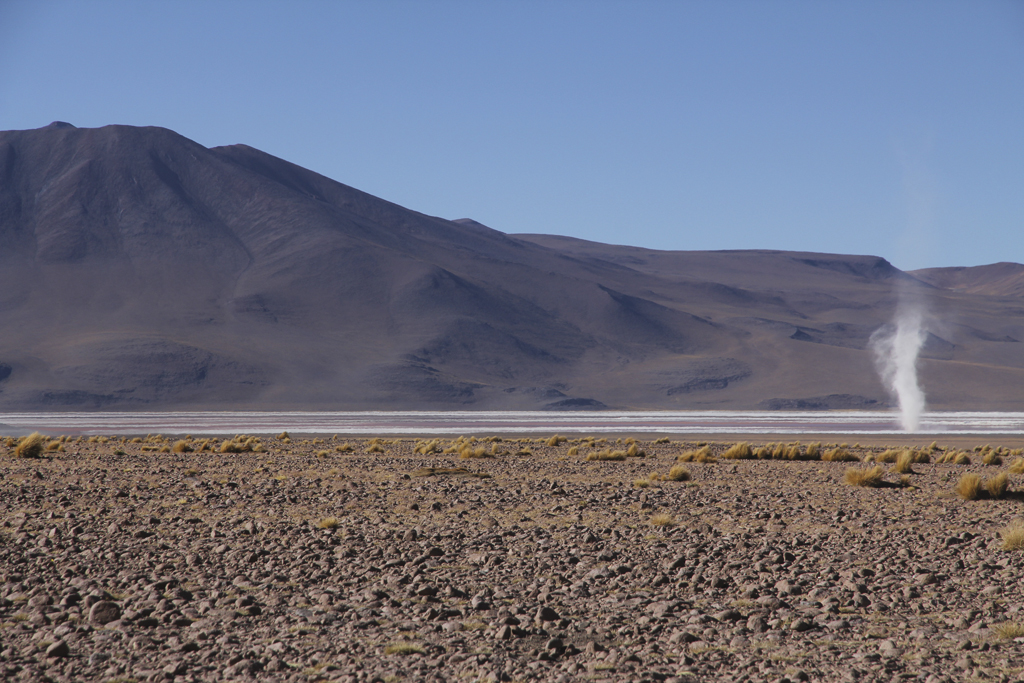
[4,433,1024,683]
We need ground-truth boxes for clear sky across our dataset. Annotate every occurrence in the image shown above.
[1,0,1022,270]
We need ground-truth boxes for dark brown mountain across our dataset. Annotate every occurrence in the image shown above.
[0,122,1021,410]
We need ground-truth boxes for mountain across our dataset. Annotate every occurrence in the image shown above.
[910,263,1024,298]
[0,122,1021,411]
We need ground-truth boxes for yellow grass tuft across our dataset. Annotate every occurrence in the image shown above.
[414,439,440,454]
[14,432,46,459]
[877,449,900,464]
[983,451,1004,466]
[1009,458,1024,474]
[172,440,193,453]
[843,465,884,487]
[937,450,971,465]
[667,465,692,481]
[633,478,651,488]
[626,443,646,457]
[910,449,931,463]
[585,449,627,461]
[891,450,915,475]
[677,446,715,463]
[567,446,579,456]
[822,448,859,462]
[1000,521,1024,550]
[987,472,1009,499]
[547,434,568,447]
[993,621,1024,640]
[459,446,491,459]
[384,642,425,656]
[649,513,676,527]
[721,442,753,460]
[955,473,983,500]
[317,517,340,529]
[410,467,490,479]
[366,443,384,453]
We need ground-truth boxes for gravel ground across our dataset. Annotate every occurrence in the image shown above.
[3,433,1024,683]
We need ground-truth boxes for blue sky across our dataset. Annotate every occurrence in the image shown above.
[1,0,1021,270]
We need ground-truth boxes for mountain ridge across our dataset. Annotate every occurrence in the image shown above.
[0,122,1021,411]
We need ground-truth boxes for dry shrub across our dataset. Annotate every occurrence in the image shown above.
[891,451,915,475]
[366,444,384,454]
[547,434,568,447]
[1000,521,1024,550]
[567,446,579,456]
[45,440,62,452]
[317,517,340,529]
[633,478,651,488]
[754,446,771,459]
[1009,458,1024,474]
[277,431,290,440]
[677,446,715,463]
[805,443,821,459]
[822,448,858,462]
[983,451,1004,466]
[910,449,931,464]
[987,472,1010,499]
[626,443,646,458]
[459,446,491,459]
[14,432,45,459]
[585,449,627,462]
[219,440,242,454]
[937,450,970,464]
[649,513,676,527]
[384,642,425,656]
[410,467,490,479]
[172,440,193,454]
[955,473,983,500]
[336,443,353,453]
[784,445,803,460]
[721,442,753,460]
[654,437,670,444]
[877,449,900,464]
[667,465,692,482]
[414,439,440,454]
[993,621,1024,640]
[843,466,884,487]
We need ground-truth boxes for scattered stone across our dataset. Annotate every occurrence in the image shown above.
[88,601,120,625]
[0,436,1016,682]
[45,641,69,658]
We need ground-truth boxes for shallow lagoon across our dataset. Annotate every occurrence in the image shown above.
[0,410,1022,436]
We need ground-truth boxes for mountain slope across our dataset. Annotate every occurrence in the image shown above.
[0,122,1021,410]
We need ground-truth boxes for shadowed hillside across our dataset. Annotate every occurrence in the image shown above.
[0,123,1021,410]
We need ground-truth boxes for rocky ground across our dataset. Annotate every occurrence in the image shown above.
[3,433,1024,683]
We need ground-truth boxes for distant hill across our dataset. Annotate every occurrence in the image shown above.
[910,263,1024,298]
[0,122,1021,410]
